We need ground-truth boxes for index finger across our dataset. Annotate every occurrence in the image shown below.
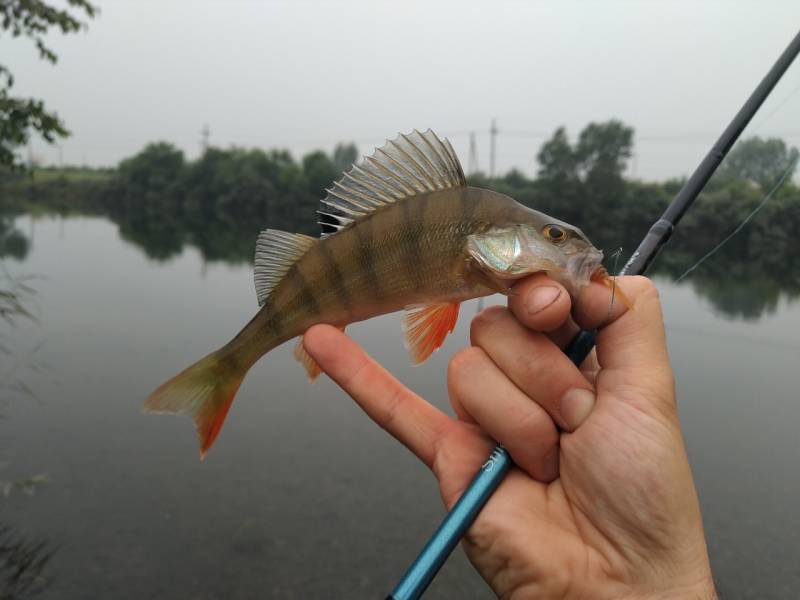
[302,324,453,469]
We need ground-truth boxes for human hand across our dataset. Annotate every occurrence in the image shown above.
[303,275,716,599]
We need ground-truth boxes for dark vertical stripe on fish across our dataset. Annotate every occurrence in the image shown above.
[355,218,382,300]
[319,242,352,313]
[293,268,320,317]
[401,199,425,292]
[265,311,283,339]
[462,190,479,224]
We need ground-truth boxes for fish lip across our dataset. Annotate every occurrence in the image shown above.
[568,250,605,285]
[590,264,609,282]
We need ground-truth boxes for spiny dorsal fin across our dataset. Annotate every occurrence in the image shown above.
[318,129,466,237]
[254,229,317,306]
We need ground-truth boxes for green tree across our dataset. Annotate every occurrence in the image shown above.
[575,119,634,186]
[718,136,799,191]
[0,0,97,168]
[537,127,577,183]
[115,142,185,206]
[535,121,633,228]
[537,121,634,186]
[332,142,358,173]
[302,150,338,197]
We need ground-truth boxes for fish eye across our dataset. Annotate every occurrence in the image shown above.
[543,224,568,243]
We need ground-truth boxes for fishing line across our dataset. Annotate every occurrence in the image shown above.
[750,77,800,131]
[605,247,623,322]
[676,156,798,282]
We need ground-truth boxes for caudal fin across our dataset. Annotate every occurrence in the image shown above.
[144,350,245,458]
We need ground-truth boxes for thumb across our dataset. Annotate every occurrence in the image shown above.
[573,276,675,408]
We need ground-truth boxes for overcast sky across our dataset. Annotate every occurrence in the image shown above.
[3,1,800,180]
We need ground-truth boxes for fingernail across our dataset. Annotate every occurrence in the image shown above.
[560,388,596,431]
[542,447,560,481]
[525,286,561,315]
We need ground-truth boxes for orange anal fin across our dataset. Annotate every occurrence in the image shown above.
[403,302,460,364]
[294,325,346,383]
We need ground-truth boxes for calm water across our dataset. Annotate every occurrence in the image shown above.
[2,214,800,599]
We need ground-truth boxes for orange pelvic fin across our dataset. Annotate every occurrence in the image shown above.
[294,325,346,383]
[144,350,245,459]
[403,302,461,364]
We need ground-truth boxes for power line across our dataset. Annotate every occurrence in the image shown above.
[200,124,210,155]
[489,118,498,178]
[467,131,479,174]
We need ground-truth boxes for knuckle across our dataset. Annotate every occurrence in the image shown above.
[469,306,507,343]
[511,407,554,443]
[447,347,487,396]
[632,275,661,302]
[506,409,557,470]
[514,341,558,384]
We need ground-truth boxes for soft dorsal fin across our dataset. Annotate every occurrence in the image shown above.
[318,129,466,237]
[254,229,317,306]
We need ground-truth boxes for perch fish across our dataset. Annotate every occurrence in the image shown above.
[145,129,617,457]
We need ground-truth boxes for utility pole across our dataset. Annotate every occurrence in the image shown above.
[468,131,479,175]
[200,124,210,155]
[489,118,498,178]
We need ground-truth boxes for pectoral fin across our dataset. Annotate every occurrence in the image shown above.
[403,302,460,364]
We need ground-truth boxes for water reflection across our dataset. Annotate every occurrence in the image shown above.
[2,185,799,322]
[0,215,29,261]
[0,242,52,600]
[0,524,55,599]
[40,212,800,321]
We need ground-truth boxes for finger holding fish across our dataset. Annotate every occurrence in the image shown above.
[506,273,572,334]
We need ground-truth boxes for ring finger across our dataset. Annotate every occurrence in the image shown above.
[448,346,560,482]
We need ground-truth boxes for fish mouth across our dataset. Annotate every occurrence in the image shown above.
[568,250,605,285]
[590,264,610,282]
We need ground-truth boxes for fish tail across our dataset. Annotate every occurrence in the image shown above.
[143,345,249,459]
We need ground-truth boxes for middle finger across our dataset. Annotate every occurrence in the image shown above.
[448,346,559,482]
[470,306,595,432]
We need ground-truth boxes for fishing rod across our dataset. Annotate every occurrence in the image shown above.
[386,28,800,600]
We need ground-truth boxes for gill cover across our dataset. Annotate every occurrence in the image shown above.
[467,225,563,278]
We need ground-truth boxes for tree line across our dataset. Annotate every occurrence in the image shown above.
[1,121,799,319]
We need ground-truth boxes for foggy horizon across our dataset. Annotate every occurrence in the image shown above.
[2,1,799,181]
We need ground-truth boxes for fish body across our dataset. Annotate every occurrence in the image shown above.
[145,130,607,457]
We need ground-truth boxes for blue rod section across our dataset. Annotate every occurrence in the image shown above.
[388,334,593,600]
[387,445,512,600]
